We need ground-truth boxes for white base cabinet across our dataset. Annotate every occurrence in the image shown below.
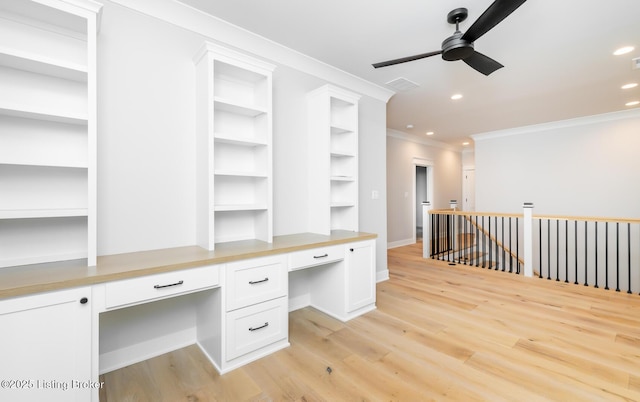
[0,234,376,400]
[199,254,290,374]
[293,239,376,321]
[0,286,93,402]
[345,240,376,313]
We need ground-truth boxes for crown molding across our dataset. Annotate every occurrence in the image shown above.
[110,0,395,103]
[387,129,461,152]
[472,108,640,142]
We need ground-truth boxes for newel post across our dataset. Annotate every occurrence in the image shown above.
[422,201,432,258]
[450,200,458,252]
[523,202,534,277]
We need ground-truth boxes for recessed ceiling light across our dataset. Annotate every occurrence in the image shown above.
[622,83,638,89]
[626,100,640,107]
[614,46,635,56]
[426,131,434,136]
[406,124,414,129]
[451,94,463,100]
[462,141,470,146]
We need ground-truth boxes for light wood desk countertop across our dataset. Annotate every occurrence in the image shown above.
[0,231,377,300]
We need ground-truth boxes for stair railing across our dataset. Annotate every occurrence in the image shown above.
[423,202,640,294]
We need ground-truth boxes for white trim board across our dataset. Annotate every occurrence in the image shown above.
[109,0,394,103]
[472,108,640,142]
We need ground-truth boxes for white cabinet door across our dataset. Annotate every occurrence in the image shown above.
[345,240,376,313]
[0,287,93,402]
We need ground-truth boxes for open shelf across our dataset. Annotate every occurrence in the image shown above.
[0,47,87,82]
[214,204,268,212]
[214,134,267,147]
[307,85,360,235]
[0,216,88,268]
[0,208,88,220]
[195,42,275,250]
[0,0,100,268]
[214,97,267,117]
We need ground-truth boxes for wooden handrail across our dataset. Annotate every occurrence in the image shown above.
[429,210,523,219]
[428,210,640,224]
[532,214,640,225]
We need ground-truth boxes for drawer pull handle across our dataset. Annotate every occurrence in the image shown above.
[313,253,329,259]
[154,280,184,289]
[249,277,269,285]
[249,322,269,332]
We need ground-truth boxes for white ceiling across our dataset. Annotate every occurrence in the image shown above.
[177,0,640,147]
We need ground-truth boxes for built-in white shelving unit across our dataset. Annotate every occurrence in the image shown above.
[0,0,101,268]
[307,84,361,235]
[194,42,275,249]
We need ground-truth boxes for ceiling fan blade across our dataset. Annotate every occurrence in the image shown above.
[461,0,527,43]
[463,51,504,75]
[372,50,442,68]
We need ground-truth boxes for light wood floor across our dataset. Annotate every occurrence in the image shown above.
[100,242,640,401]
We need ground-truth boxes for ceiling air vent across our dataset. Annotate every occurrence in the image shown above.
[385,77,420,92]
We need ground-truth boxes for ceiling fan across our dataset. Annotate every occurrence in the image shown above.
[372,0,527,76]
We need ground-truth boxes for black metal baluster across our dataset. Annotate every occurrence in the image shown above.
[565,220,569,283]
[616,222,620,292]
[539,219,542,279]
[547,219,551,280]
[449,214,454,263]
[495,216,499,270]
[463,215,467,265]
[628,222,632,294]
[594,222,599,288]
[556,219,560,281]
[605,222,609,290]
[482,216,486,268]
[433,213,437,258]
[574,220,578,285]
[584,221,588,286]
[501,217,505,272]
[509,217,513,273]
[439,213,443,258]
[475,215,480,267]
[488,216,492,269]
[516,218,520,274]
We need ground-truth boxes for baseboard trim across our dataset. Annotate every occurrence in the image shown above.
[387,238,415,249]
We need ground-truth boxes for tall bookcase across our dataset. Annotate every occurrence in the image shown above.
[194,42,275,250]
[307,84,361,235]
[0,0,101,268]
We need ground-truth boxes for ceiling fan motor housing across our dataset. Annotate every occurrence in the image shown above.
[442,31,474,61]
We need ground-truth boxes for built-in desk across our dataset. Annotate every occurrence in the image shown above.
[0,231,377,402]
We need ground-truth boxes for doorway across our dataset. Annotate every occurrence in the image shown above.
[416,166,427,240]
[412,158,434,244]
[462,168,475,211]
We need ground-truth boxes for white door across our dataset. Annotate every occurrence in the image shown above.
[0,287,93,402]
[463,169,475,211]
[345,240,375,313]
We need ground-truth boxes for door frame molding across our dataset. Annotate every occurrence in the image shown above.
[412,157,434,244]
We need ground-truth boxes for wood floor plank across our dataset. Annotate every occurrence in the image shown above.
[101,242,640,401]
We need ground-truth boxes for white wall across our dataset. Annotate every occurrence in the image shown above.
[474,109,640,217]
[97,1,389,279]
[98,2,200,254]
[386,131,462,247]
[359,96,389,278]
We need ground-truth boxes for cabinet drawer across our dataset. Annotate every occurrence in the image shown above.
[105,265,220,309]
[225,296,288,361]
[288,244,344,271]
[226,255,287,311]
